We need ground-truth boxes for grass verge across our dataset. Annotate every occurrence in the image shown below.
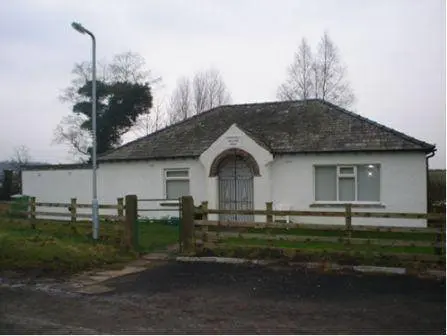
[195,226,445,270]
[0,217,178,277]
[196,245,445,270]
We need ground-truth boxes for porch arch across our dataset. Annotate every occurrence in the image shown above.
[209,148,260,177]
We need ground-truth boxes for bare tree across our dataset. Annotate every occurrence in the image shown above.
[167,68,231,124]
[132,97,167,137]
[53,114,91,162]
[192,69,231,114]
[313,32,354,107]
[277,38,314,101]
[11,145,31,166]
[60,51,161,104]
[168,77,192,124]
[108,52,161,84]
[54,51,161,161]
[277,32,354,108]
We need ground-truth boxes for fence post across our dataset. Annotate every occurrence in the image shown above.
[117,197,124,218]
[70,198,77,223]
[124,195,138,250]
[199,201,209,245]
[30,196,36,229]
[266,202,273,223]
[70,198,77,233]
[201,201,208,221]
[180,196,195,254]
[345,203,352,243]
[434,216,444,258]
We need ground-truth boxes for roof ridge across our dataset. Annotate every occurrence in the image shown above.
[318,99,435,151]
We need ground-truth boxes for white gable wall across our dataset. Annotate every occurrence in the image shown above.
[270,151,428,227]
[199,124,274,221]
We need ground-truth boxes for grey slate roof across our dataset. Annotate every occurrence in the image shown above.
[98,99,435,162]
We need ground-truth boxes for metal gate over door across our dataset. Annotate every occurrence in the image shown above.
[218,155,254,222]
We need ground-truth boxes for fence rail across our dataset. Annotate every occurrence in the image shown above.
[1,195,138,249]
[138,198,179,202]
[203,207,446,220]
[179,197,446,265]
[194,219,443,233]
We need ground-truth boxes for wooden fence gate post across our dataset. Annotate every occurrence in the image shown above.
[266,202,273,223]
[180,196,194,254]
[345,204,352,244]
[117,197,124,218]
[124,195,138,250]
[30,196,36,229]
[70,198,77,233]
[201,201,208,221]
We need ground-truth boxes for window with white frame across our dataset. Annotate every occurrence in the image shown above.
[165,169,190,200]
[314,164,380,202]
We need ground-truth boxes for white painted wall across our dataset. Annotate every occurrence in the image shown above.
[98,159,206,219]
[270,151,428,227]
[22,137,428,227]
[22,168,94,220]
[22,158,207,220]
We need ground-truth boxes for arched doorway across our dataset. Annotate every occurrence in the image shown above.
[211,149,259,222]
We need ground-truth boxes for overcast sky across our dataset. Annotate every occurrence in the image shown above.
[0,0,445,168]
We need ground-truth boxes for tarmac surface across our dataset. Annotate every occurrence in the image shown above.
[0,261,445,334]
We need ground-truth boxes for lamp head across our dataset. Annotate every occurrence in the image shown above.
[71,22,87,34]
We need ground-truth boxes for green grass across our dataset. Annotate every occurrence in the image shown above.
[0,217,178,276]
[224,237,435,255]
[240,227,437,241]
[206,226,439,254]
[137,220,179,253]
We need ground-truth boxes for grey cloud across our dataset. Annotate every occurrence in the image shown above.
[0,0,444,167]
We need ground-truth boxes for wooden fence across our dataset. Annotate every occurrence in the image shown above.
[25,196,126,222]
[4,195,139,249]
[179,196,446,264]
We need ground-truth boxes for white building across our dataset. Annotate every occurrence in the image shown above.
[23,99,436,227]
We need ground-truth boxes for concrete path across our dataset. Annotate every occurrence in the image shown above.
[66,244,179,294]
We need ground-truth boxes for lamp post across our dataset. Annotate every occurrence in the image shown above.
[71,21,99,240]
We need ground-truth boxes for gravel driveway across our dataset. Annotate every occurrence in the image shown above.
[0,261,445,334]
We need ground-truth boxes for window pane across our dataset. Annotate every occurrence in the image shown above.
[166,170,188,178]
[315,166,336,201]
[339,167,354,175]
[166,180,190,199]
[339,177,355,201]
[357,165,380,201]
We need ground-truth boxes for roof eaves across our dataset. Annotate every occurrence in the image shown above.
[22,163,92,171]
[273,148,435,156]
[98,154,199,163]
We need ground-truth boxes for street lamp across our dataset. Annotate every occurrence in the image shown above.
[71,21,99,240]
